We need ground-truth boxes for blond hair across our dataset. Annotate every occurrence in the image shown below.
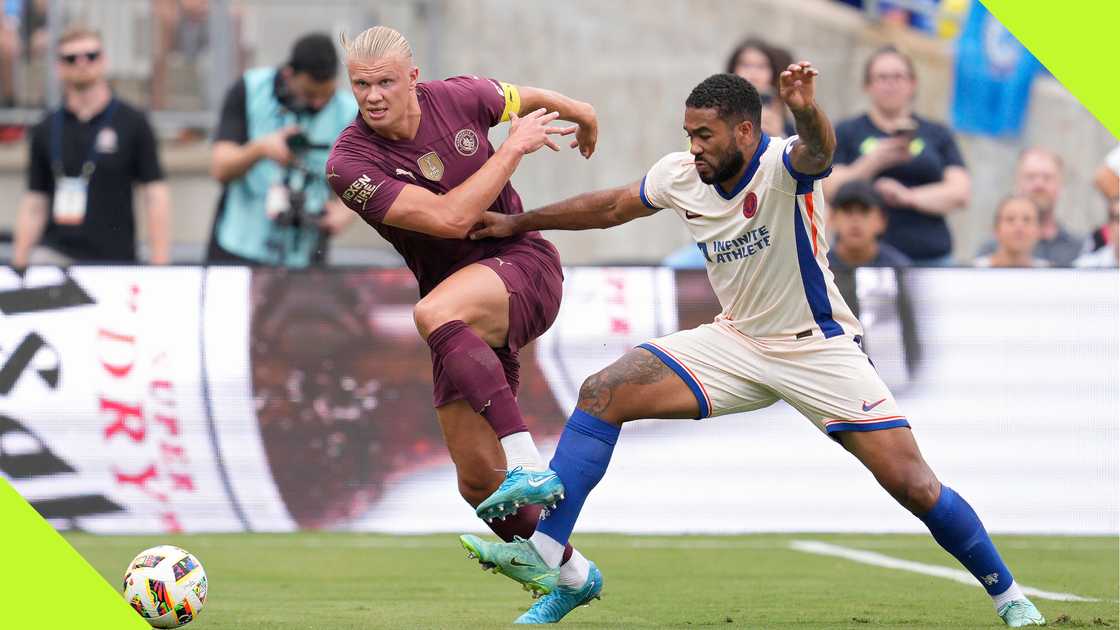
[339,26,412,63]
[59,25,102,48]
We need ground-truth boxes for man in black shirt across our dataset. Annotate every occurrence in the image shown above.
[827,179,912,271]
[13,26,170,266]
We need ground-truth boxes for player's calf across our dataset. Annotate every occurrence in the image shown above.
[841,428,1042,625]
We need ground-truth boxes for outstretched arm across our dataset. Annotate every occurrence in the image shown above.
[779,61,836,176]
[517,86,598,158]
[469,180,658,239]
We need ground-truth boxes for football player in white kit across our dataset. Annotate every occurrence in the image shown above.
[461,65,1043,627]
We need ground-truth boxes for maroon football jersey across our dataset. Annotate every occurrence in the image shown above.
[327,75,542,296]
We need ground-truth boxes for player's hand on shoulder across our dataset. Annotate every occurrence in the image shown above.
[258,125,300,165]
[468,211,515,240]
[572,102,598,159]
[503,108,577,156]
[779,61,819,113]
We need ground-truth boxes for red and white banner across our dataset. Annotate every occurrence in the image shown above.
[1,266,1116,535]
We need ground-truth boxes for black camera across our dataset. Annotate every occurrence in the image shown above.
[274,131,333,229]
[285,132,330,154]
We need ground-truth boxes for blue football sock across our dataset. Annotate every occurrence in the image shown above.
[920,484,1014,596]
[537,409,621,546]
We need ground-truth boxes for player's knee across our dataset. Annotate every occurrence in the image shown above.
[456,472,499,508]
[888,468,940,514]
[575,371,627,425]
[413,298,451,339]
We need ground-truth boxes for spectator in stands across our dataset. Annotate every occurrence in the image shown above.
[150,0,248,113]
[1077,197,1119,268]
[975,148,1082,267]
[207,33,356,267]
[1093,145,1119,202]
[1086,148,1120,256]
[827,179,911,271]
[725,38,793,137]
[829,45,970,266]
[1,0,18,108]
[11,26,171,267]
[0,0,36,143]
[973,196,1049,268]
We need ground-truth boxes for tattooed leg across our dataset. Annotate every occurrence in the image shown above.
[575,347,700,425]
[526,347,702,549]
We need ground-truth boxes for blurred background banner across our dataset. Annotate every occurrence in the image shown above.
[2,266,1116,535]
[951,0,1039,136]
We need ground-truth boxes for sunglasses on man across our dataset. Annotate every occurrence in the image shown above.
[59,50,101,65]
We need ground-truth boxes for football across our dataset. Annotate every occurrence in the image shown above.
[122,546,208,628]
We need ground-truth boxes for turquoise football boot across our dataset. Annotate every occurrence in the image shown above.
[998,599,1045,627]
[459,534,558,597]
[475,467,565,521]
[515,561,603,624]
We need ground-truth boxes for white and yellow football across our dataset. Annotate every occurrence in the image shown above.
[122,545,208,628]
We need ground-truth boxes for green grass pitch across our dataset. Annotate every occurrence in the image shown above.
[67,533,1118,629]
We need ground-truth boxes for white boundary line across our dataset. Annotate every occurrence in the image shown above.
[790,540,1099,602]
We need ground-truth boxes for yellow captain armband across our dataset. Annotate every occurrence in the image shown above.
[498,81,521,123]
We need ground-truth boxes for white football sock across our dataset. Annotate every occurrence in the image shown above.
[500,431,545,471]
[992,581,1026,610]
[558,548,591,587]
[530,530,565,568]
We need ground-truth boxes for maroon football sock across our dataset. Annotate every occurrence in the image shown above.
[485,503,574,563]
[427,320,527,438]
[561,543,574,565]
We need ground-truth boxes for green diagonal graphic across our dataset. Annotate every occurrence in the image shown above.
[0,478,147,629]
[981,0,1120,139]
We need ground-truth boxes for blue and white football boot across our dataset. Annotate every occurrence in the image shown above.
[515,561,603,624]
[475,466,565,522]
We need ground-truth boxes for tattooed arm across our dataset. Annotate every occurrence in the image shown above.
[468,180,657,239]
[779,61,836,176]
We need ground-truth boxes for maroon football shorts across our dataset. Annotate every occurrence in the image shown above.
[431,236,564,408]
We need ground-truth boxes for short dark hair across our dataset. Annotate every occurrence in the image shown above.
[686,73,762,128]
[833,180,883,213]
[862,44,916,85]
[288,33,339,82]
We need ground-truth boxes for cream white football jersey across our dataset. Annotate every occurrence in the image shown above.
[641,134,861,340]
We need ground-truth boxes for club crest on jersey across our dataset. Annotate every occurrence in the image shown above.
[417,151,445,181]
[743,191,758,219]
[454,129,480,156]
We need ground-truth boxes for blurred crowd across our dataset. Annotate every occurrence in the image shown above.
[666,39,1118,270]
[2,1,1117,270]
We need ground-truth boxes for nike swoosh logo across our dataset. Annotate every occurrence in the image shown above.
[526,475,556,488]
[509,558,534,567]
[684,211,701,219]
[862,398,887,412]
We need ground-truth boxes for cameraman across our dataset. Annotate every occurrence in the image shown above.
[207,33,357,266]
